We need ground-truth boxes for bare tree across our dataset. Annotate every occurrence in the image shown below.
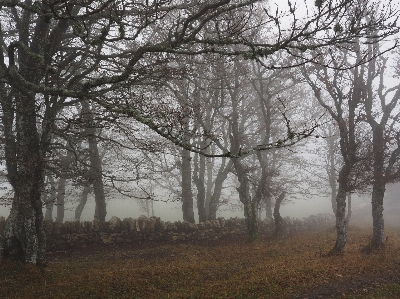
[0,0,396,264]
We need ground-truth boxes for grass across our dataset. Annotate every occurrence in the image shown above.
[1,225,400,299]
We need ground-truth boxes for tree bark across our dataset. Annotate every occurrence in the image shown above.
[368,127,386,249]
[234,158,259,242]
[181,148,195,223]
[327,133,338,215]
[346,193,352,227]
[0,92,47,264]
[44,176,57,221]
[193,152,207,223]
[329,166,350,255]
[75,185,90,221]
[81,101,107,221]
[208,159,232,221]
[205,156,213,220]
[273,192,285,238]
[265,197,273,220]
[55,177,66,223]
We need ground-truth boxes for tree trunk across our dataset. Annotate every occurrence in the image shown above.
[273,192,285,238]
[234,158,259,242]
[208,159,232,220]
[346,193,352,226]
[265,197,273,219]
[243,199,259,242]
[205,156,213,220]
[370,182,385,249]
[368,128,386,250]
[329,168,348,255]
[55,178,66,223]
[81,101,107,221]
[327,134,338,215]
[75,185,90,221]
[0,93,47,264]
[44,176,57,221]
[181,148,194,223]
[193,152,207,223]
[1,184,46,264]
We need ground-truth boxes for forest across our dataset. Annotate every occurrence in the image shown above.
[0,0,399,290]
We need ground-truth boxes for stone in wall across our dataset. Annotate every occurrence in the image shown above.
[0,213,335,251]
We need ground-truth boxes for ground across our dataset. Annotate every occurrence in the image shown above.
[2,226,400,298]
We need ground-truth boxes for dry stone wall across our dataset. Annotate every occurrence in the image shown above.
[0,214,335,251]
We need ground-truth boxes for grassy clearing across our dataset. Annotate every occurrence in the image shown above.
[1,226,400,299]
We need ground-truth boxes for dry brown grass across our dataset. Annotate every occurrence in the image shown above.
[1,225,400,299]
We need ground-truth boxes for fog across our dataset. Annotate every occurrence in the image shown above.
[0,189,385,225]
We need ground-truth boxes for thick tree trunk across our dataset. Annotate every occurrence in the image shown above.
[75,185,90,221]
[0,91,48,264]
[181,148,194,223]
[1,186,46,264]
